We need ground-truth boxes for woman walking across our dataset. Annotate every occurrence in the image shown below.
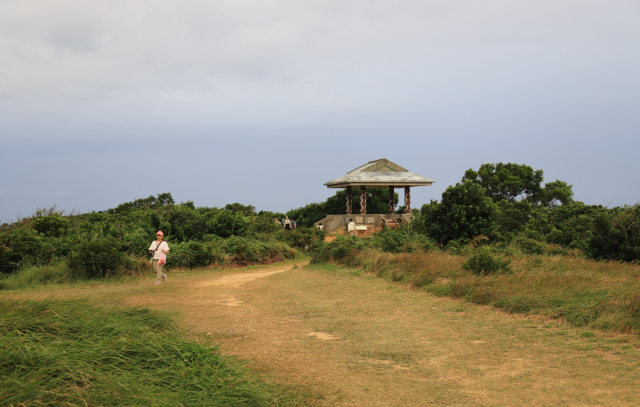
[149,231,170,285]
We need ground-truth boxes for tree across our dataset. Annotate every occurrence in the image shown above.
[224,202,256,214]
[110,193,175,214]
[207,211,249,238]
[420,181,498,245]
[463,163,573,208]
[462,163,544,203]
[540,180,574,207]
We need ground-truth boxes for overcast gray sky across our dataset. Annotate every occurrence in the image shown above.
[1,0,639,221]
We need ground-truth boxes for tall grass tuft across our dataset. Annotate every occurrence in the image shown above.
[0,298,275,406]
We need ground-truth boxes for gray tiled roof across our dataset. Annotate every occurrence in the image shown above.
[324,159,435,188]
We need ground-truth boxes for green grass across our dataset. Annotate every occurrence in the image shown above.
[0,261,74,290]
[0,260,149,291]
[0,298,283,406]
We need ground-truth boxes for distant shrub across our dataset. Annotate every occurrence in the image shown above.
[223,236,295,263]
[329,245,350,259]
[247,215,281,235]
[514,237,546,255]
[168,241,214,268]
[445,239,472,255]
[7,228,44,259]
[0,246,19,274]
[67,237,133,279]
[414,235,439,252]
[32,214,70,237]
[207,211,249,238]
[462,248,511,276]
[379,230,409,253]
[6,227,58,266]
[282,228,325,249]
[310,241,330,263]
[121,228,152,256]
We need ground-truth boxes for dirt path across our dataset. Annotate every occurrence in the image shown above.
[9,262,640,406]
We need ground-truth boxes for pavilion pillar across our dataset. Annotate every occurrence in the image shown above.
[360,186,367,214]
[346,186,353,214]
[405,187,411,214]
[388,186,395,214]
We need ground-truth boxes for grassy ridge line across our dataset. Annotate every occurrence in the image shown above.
[332,249,640,334]
[0,298,278,406]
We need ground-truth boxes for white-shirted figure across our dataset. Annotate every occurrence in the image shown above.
[149,231,170,284]
[347,219,356,236]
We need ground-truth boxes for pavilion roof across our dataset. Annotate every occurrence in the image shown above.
[324,159,436,188]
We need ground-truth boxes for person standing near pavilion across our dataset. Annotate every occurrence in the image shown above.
[348,219,356,236]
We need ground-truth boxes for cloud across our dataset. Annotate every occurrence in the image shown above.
[1,0,639,219]
[2,0,639,104]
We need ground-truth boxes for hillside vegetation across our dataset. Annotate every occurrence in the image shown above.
[0,196,323,289]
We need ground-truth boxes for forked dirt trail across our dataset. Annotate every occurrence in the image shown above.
[13,262,640,406]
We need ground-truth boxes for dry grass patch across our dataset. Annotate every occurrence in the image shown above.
[339,249,640,334]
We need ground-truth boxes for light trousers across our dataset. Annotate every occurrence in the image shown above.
[152,259,166,280]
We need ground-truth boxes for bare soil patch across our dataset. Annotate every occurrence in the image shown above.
[307,332,339,341]
[196,264,294,287]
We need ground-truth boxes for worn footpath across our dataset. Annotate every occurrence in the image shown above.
[10,261,640,406]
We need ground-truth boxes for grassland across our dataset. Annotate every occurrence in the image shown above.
[336,249,640,334]
[5,260,640,405]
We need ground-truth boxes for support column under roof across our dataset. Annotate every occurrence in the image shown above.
[405,187,411,214]
[389,186,395,214]
[360,186,367,214]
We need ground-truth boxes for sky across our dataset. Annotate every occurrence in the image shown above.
[1,0,639,222]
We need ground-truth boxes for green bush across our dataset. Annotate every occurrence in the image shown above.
[67,237,133,279]
[223,236,295,263]
[309,240,330,263]
[0,246,19,274]
[168,241,215,268]
[462,248,511,276]
[420,180,498,245]
[329,245,350,259]
[208,211,249,238]
[121,228,153,256]
[281,228,325,249]
[32,214,70,237]
[514,237,546,255]
[7,228,47,264]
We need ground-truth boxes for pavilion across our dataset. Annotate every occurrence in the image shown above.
[315,159,436,234]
